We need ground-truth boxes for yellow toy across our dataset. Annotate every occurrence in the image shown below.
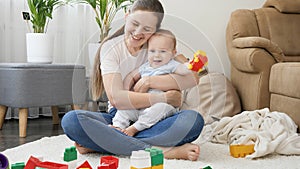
[229,144,255,158]
[187,50,208,72]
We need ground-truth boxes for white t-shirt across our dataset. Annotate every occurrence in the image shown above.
[100,35,148,81]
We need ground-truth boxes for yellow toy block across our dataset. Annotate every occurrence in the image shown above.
[230,144,255,158]
[152,164,164,169]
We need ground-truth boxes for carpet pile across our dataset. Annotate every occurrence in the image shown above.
[2,134,300,169]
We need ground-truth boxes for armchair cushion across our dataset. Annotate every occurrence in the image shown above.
[263,0,300,13]
[232,37,284,62]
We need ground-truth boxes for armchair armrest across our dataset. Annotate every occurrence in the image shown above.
[232,37,285,62]
[228,47,276,73]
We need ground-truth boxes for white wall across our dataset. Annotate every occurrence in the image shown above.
[1,0,265,78]
[160,0,264,78]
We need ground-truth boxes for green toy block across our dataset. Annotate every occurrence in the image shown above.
[145,148,163,166]
[11,162,25,169]
[203,166,212,169]
[63,146,77,162]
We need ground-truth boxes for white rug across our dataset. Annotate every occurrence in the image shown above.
[2,134,300,169]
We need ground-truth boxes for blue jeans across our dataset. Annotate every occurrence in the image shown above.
[61,108,204,156]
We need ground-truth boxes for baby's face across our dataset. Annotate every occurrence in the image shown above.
[147,35,176,68]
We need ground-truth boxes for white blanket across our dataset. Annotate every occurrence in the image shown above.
[200,108,300,159]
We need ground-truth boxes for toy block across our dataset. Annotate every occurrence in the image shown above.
[230,144,255,158]
[25,156,42,169]
[76,161,92,169]
[151,164,163,169]
[99,156,119,169]
[130,150,151,169]
[35,167,47,169]
[200,166,212,169]
[188,50,208,73]
[38,161,68,169]
[0,153,9,169]
[11,162,25,169]
[130,167,151,169]
[63,146,77,162]
[145,148,163,166]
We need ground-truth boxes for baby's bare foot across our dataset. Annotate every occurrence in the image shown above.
[74,142,95,154]
[124,126,139,136]
[108,124,125,132]
[162,143,200,161]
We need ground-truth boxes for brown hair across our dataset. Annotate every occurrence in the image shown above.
[150,29,177,50]
[91,0,165,101]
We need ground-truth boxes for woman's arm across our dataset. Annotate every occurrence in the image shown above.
[133,54,199,93]
[103,73,181,110]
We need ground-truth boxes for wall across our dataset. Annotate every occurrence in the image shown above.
[0,0,265,78]
[159,0,264,77]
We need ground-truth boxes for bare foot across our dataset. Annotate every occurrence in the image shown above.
[124,126,139,136]
[74,142,95,154]
[108,124,125,132]
[160,143,200,161]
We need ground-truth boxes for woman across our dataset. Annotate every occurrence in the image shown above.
[61,0,204,161]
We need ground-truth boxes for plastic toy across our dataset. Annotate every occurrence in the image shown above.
[200,166,212,169]
[145,148,163,168]
[63,146,77,162]
[98,156,119,169]
[24,156,68,169]
[187,50,208,72]
[130,148,164,169]
[76,160,92,169]
[130,150,151,169]
[229,144,255,158]
[0,153,9,169]
[11,162,25,169]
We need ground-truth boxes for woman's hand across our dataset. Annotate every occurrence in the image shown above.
[133,76,151,93]
[165,90,182,107]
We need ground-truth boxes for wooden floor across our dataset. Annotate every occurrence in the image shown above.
[0,115,65,152]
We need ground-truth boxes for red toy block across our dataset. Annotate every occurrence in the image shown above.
[39,161,68,169]
[98,156,119,169]
[24,156,42,169]
[76,160,92,169]
[24,156,68,169]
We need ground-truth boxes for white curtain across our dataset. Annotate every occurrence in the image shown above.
[0,0,124,118]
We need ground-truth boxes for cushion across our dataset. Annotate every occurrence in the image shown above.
[180,72,241,124]
[263,0,300,14]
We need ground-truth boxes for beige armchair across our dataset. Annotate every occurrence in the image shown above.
[226,0,300,128]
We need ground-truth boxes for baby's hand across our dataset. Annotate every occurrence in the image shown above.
[133,76,150,93]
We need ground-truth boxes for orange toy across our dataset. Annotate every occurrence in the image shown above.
[229,144,255,158]
[187,50,208,72]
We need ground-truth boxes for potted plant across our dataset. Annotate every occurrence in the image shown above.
[24,0,65,63]
[72,0,135,42]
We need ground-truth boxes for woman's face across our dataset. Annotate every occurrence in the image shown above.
[124,10,158,49]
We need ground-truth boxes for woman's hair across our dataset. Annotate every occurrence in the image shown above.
[91,0,165,101]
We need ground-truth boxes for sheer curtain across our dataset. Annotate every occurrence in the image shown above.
[0,0,123,118]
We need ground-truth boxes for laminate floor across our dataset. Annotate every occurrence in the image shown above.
[0,115,65,152]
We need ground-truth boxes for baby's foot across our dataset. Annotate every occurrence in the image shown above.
[74,142,95,154]
[108,124,125,132]
[162,143,200,161]
[123,126,139,136]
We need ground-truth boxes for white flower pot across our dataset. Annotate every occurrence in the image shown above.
[26,33,54,64]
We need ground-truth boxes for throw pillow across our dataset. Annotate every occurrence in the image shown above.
[180,72,241,124]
